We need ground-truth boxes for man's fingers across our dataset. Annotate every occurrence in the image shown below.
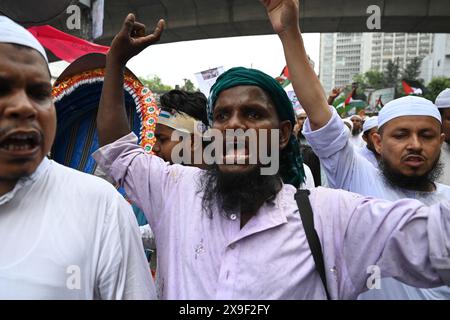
[121,13,136,36]
[134,19,165,48]
[132,21,146,37]
[153,19,165,38]
[260,0,283,11]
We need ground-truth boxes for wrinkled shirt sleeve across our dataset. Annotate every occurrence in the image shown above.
[303,107,376,190]
[310,187,450,299]
[92,132,187,231]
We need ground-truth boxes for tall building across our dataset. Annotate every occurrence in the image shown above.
[319,33,364,94]
[420,34,450,84]
[319,32,434,93]
[368,33,433,73]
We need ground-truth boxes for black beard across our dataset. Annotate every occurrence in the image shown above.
[352,128,362,136]
[197,164,283,219]
[379,157,443,192]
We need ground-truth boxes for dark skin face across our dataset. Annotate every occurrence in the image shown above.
[153,123,204,167]
[0,44,55,196]
[362,127,379,155]
[441,108,450,143]
[373,116,444,191]
[351,116,362,133]
[152,123,180,163]
[212,85,291,175]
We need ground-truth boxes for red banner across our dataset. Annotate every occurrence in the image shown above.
[28,25,109,63]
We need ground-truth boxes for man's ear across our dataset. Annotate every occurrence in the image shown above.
[362,134,368,143]
[279,120,292,149]
[373,132,382,154]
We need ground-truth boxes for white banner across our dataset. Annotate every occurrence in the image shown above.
[92,0,104,39]
[195,67,225,96]
[367,88,395,111]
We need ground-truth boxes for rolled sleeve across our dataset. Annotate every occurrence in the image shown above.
[303,107,349,159]
[302,107,376,191]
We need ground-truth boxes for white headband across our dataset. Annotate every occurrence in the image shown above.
[363,116,378,133]
[158,110,206,135]
[378,96,441,128]
[0,15,48,62]
[435,88,450,109]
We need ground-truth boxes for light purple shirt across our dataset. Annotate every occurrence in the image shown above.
[303,107,450,299]
[93,133,450,300]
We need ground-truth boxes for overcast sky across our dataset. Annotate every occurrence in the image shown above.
[50,33,321,88]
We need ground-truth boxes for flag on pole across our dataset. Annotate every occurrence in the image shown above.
[375,95,384,110]
[334,87,366,116]
[275,66,291,88]
[28,25,110,63]
[402,80,423,95]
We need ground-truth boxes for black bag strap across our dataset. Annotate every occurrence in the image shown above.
[295,189,331,300]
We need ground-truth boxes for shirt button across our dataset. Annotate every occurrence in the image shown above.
[230,214,237,221]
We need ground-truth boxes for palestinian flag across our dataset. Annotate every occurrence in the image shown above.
[275,66,291,88]
[402,80,423,96]
[334,88,366,116]
[375,95,384,110]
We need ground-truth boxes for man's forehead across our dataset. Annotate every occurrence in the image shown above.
[218,85,270,99]
[0,43,50,80]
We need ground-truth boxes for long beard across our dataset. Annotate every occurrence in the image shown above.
[197,164,282,218]
[352,128,361,136]
[379,156,443,191]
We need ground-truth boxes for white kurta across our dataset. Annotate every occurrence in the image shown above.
[302,163,315,189]
[0,158,156,300]
[304,108,450,300]
[357,146,379,169]
[437,143,450,186]
[349,132,365,149]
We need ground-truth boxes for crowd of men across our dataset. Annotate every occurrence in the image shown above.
[1,0,450,299]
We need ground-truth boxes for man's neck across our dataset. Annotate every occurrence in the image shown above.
[0,179,18,197]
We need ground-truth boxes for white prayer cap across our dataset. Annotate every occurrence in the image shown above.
[350,114,362,120]
[378,96,441,128]
[435,88,450,109]
[363,116,378,133]
[0,15,48,62]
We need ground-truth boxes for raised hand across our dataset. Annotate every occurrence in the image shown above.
[260,0,299,35]
[330,87,343,98]
[108,13,165,66]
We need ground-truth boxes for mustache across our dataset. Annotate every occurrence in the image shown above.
[401,152,426,161]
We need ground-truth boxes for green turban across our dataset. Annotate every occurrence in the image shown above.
[207,67,305,188]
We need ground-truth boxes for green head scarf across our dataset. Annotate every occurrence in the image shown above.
[207,67,305,188]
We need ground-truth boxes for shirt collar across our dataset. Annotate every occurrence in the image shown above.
[0,157,51,206]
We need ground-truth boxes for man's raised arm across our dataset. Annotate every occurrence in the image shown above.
[262,0,331,130]
[97,14,165,146]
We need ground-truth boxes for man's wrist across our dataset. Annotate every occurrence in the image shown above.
[106,53,126,70]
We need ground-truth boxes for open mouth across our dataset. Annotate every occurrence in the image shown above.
[402,155,425,167]
[0,131,41,154]
[223,140,251,164]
